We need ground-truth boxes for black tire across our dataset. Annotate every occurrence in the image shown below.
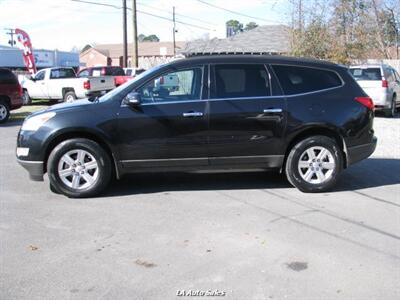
[49,183,60,194]
[63,91,76,102]
[285,135,343,193]
[0,99,10,124]
[47,138,112,198]
[384,97,396,118]
[22,90,32,105]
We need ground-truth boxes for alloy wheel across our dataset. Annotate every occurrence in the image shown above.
[57,149,99,190]
[0,104,7,121]
[297,146,335,184]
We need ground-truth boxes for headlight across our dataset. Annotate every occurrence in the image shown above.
[21,112,56,131]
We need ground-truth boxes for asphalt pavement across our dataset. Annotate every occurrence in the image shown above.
[1,114,399,300]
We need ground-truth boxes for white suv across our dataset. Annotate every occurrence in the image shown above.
[350,64,400,117]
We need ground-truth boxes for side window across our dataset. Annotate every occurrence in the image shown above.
[272,65,342,95]
[50,68,76,79]
[213,64,270,98]
[35,71,45,81]
[137,68,203,103]
[0,69,18,84]
[78,70,89,78]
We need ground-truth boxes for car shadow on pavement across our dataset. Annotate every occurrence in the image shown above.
[104,158,400,197]
[0,119,23,127]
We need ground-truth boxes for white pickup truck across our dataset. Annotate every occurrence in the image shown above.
[21,67,115,104]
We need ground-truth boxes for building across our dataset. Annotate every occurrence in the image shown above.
[180,25,290,57]
[80,41,185,69]
[0,45,80,70]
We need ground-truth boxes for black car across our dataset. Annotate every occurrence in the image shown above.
[17,55,377,198]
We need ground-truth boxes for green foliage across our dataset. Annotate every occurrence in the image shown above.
[138,34,160,42]
[244,22,259,31]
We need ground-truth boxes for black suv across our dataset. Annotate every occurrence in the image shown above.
[17,55,377,197]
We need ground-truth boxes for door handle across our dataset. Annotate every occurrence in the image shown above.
[182,111,203,117]
[263,108,282,113]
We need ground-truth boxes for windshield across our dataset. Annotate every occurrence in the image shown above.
[98,65,163,102]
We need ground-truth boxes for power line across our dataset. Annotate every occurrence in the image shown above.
[195,0,280,23]
[70,0,215,31]
[136,1,218,27]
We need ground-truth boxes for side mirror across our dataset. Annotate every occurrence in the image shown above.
[123,92,141,107]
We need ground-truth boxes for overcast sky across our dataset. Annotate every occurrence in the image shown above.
[0,0,289,51]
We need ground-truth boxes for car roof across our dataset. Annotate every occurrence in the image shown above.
[167,55,341,69]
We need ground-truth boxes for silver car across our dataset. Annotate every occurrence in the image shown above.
[349,64,400,117]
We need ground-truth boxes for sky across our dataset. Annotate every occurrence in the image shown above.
[0,0,290,51]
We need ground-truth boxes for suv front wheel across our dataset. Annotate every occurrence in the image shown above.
[285,135,343,193]
[47,138,111,198]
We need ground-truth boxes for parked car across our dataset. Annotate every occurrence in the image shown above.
[21,67,115,103]
[0,68,23,123]
[123,67,146,77]
[17,55,377,198]
[349,64,400,117]
[78,66,133,87]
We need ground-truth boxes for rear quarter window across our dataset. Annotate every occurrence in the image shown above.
[272,65,342,95]
[350,68,382,81]
[0,69,18,84]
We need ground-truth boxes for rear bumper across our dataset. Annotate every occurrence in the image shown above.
[17,159,44,181]
[347,136,377,166]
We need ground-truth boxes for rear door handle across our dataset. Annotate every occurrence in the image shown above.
[263,108,282,113]
[182,111,203,117]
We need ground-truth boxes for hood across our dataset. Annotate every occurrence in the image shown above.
[30,99,94,117]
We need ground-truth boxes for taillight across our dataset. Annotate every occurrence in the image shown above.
[159,76,164,84]
[83,80,90,90]
[382,80,388,88]
[101,67,106,76]
[355,96,374,110]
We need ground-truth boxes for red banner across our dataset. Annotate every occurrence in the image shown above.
[15,28,37,74]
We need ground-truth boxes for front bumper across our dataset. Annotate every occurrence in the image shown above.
[347,136,377,166]
[17,159,44,181]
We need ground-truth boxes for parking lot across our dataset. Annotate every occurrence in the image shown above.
[1,111,399,300]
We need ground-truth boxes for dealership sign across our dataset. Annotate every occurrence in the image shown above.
[34,51,54,67]
[15,28,37,74]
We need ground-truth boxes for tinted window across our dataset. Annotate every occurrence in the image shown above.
[273,65,342,95]
[350,68,382,81]
[0,68,18,84]
[125,69,132,76]
[50,68,76,79]
[35,71,45,81]
[107,67,125,76]
[137,68,203,104]
[213,64,270,98]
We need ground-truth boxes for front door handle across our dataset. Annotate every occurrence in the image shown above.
[263,108,282,113]
[183,111,203,117]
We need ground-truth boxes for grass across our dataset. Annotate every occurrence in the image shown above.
[10,99,50,122]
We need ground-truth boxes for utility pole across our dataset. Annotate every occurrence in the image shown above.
[5,28,16,47]
[132,0,139,68]
[173,6,176,56]
[122,0,128,67]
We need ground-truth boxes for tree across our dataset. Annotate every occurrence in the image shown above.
[138,34,146,42]
[138,34,160,42]
[244,22,259,31]
[143,34,160,42]
[226,19,243,36]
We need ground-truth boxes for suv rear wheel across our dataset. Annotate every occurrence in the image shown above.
[384,96,396,118]
[47,138,111,198]
[0,99,10,123]
[285,135,343,193]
